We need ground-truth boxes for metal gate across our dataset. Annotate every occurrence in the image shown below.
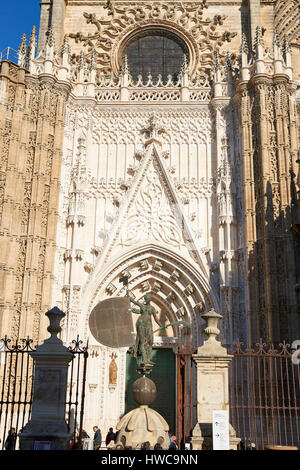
[176,340,300,450]
[229,340,300,450]
[0,335,88,450]
[176,345,197,449]
[0,336,36,449]
[66,336,89,443]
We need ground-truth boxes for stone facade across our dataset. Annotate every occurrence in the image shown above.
[0,51,70,344]
[0,0,299,434]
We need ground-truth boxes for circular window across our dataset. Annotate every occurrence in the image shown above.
[125,32,188,81]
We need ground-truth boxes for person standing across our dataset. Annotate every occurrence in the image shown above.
[5,428,16,450]
[169,435,177,450]
[93,425,102,450]
[105,427,116,446]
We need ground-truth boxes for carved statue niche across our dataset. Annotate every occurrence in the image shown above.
[109,353,118,390]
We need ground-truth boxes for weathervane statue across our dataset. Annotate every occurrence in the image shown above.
[120,276,189,375]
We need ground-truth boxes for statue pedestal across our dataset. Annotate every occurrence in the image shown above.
[116,376,170,449]
[19,307,73,451]
[191,310,240,450]
[116,405,170,450]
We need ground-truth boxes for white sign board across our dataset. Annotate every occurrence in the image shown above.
[212,410,230,450]
[34,441,51,450]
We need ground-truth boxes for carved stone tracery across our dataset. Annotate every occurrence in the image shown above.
[68,2,237,77]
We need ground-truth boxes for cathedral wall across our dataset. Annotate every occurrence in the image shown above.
[50,97,243,431]
[52,105,221,322]
[0,61,70,343]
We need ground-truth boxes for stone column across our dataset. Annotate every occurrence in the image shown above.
[19,307,73,450]
[191,309,240,450]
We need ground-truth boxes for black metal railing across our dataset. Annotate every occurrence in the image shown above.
[0,337,36,449]
[229,340,300,450]
[66,335,89,444]
[0,335,89,450]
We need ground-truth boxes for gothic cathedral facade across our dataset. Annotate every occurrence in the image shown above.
[0,0,299,432]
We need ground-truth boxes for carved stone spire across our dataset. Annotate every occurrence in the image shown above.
[253,26,265,73]
[273,28,281,49]
[61,34,71,57]
[18,33,27,67]
[253,26,264,50]
[25,26,37,71]
[181,54,189,74]
[282,34,291,55]
[213,49,221,73]
[239,33,250,79]
[89,49,96,71]
[45,25,55,63]
[282,35,293,78]
[120,54,130,77]
[240,33,249,55]
[273,28,284,73]
[78,50,85,70]
[226,50,233,71]
[29,26,37,51]
[46,26,55,49]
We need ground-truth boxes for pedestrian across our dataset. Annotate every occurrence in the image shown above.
[141,441,151,450]
[77,429,89,449]
[72,433,81,450]
[169,435,177,450]
[5,428,16,450]
[105,427,116,446]
[81,429,89,439]
[154,443,163,450]
[93,425,102,450]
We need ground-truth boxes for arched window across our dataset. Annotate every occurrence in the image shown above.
[125,31,188,81]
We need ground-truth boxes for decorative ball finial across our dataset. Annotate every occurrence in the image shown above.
[132,376,157,406]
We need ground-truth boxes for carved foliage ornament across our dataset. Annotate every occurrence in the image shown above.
[68,2,237,77]
[120,159,183,248]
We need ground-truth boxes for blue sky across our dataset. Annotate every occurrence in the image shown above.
[0,1,40,54]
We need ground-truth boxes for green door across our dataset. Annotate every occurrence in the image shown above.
[125,348,176,434]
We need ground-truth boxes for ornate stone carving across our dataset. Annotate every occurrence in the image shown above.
[69,3,237,77]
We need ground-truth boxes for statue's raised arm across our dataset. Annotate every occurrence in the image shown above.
[126,288,144,309]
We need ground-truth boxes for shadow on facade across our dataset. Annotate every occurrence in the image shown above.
[247,178,300,346]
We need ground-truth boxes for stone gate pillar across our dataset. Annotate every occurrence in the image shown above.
[19,307,73,450]
[191,309,240,450]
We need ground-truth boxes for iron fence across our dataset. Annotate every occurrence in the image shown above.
[66,336,89,443]
[176,345,197,449]
[0,336,36,450]
[0,335,88,450]
[229,340,300,450]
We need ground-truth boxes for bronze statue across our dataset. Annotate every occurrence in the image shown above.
[126,290,163,366]
[126,288,190,373]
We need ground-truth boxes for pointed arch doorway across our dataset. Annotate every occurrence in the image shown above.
[83,243,219,446]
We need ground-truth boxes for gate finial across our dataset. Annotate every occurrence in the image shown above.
[198,308,227,355]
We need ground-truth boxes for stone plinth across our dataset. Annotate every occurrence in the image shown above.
[116,405,170,450]
[115,376,169,449]
[191,309,240,450]
[19,307,73,451]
